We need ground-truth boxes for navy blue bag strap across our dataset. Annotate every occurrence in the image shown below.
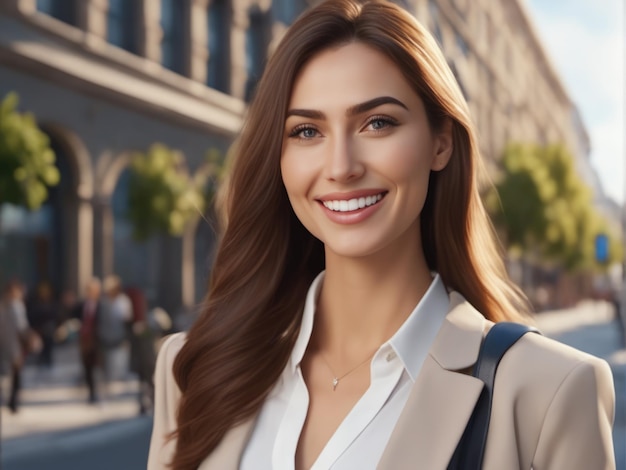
[447,322,540,470]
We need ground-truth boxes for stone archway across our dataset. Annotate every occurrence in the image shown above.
[93,151,133,280]
[96,152,173,311]
[36,123,93,296]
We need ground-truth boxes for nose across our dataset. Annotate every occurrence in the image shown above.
[323,136,364,182]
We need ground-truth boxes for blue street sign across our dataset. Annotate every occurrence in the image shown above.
[595,233,609,263]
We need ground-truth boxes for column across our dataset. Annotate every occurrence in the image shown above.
[93,196,114,279]
[189,0,209,83]
[137,0,162,62]
[80,0,108,39]
[75,197,94,292]
[157,235,185,316]
[229,1,249,101]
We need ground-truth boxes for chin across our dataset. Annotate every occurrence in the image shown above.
[323,237,389,260]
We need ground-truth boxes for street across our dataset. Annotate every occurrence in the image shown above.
[1,300,625,469]
[1,340,152,469]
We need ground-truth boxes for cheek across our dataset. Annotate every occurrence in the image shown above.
[281,156,323,237]
[280,156,301,198]
[280,151,319,198]
[373,139,434,184]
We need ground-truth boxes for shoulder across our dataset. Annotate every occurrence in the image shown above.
[506,328,612,384]
[491,324,614,405]
[448,291,612,386]
[119,293,132,307]
[153,332,187,404]
[485,325,615,468]
[154,332,187,388]
[492,326,614,434]
[157,332,187,367]
[507,332,615,468]
[148,332,188,469]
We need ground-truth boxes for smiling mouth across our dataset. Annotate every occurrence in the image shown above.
[320,193,386,212]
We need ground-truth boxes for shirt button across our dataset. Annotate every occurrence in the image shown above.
[386,351,397,362]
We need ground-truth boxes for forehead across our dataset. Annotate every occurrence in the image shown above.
[288,42,417,109]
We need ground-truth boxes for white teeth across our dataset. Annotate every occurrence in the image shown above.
[322,193,384,212]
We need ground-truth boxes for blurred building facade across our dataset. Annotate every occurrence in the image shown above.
[418,0,589,173]
[0,0,610,313]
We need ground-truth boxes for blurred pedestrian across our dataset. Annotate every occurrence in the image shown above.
[57,288,77,327]
[126,286,151,411]
[73,277,102,404]
[611,288,626,348]
[0,280,32,413]
[126,286,158,414]
[27,281,58,369]
[99,275,132,389]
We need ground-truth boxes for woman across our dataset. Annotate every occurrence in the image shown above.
[148,1,615,469]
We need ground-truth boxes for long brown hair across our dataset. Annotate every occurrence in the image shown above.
[171,0,529,467]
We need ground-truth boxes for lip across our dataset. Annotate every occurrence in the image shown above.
[316,189,387,225]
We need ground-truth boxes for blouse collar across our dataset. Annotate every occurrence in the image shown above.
[289,271,450,381]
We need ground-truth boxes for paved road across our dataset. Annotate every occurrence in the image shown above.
[1,301,625,469]
[2,416,152,470]
[1,341,150,469]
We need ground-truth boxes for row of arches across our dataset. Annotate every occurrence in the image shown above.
[0,123,217,312]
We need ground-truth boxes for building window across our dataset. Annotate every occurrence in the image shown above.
[161,0,186,74]
[477,10,488,46]
[448,61,469,101]
[451,0,468,18]
[428,0,444,47]
[207,0,231,93]
[455,31,469,57]
[107,0,137,53]
[245,7,271,102]
[36,0,77,26]
[272,0,307,25]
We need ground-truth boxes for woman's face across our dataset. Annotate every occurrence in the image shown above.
[281,42,452,259]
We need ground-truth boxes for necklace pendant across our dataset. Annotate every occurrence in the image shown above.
[332,378,339,391]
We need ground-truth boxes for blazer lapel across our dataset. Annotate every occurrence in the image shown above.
[378,293,489,470]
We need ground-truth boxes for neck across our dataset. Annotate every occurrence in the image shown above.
[314,240,432,356]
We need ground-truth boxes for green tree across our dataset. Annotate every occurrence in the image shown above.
[485,143,552,256]
[487,143,620,271]
[0,92,59,212]
[127,143,223,241]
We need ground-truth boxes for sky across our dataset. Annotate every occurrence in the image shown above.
[525,0,624,205]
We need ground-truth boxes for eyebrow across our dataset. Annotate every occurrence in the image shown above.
[286,96,408,119]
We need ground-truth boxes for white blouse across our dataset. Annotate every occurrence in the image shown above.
[240,272,450,470]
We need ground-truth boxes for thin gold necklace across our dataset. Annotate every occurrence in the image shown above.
[319,349,377,391]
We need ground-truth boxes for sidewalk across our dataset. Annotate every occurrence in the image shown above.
[1,340,150,469]
[1,341,142,440]
[534,299,626,365]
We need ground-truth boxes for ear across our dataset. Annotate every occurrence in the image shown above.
[431,118,453,172]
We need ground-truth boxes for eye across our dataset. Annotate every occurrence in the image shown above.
[288,125,320,140]
[365,115,398,132]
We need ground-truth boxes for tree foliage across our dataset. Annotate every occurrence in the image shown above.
[127,143,223,241]
[0,92,59,210]
[486,143,622,271]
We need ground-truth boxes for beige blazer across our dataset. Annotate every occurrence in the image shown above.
[148,293,616,470]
